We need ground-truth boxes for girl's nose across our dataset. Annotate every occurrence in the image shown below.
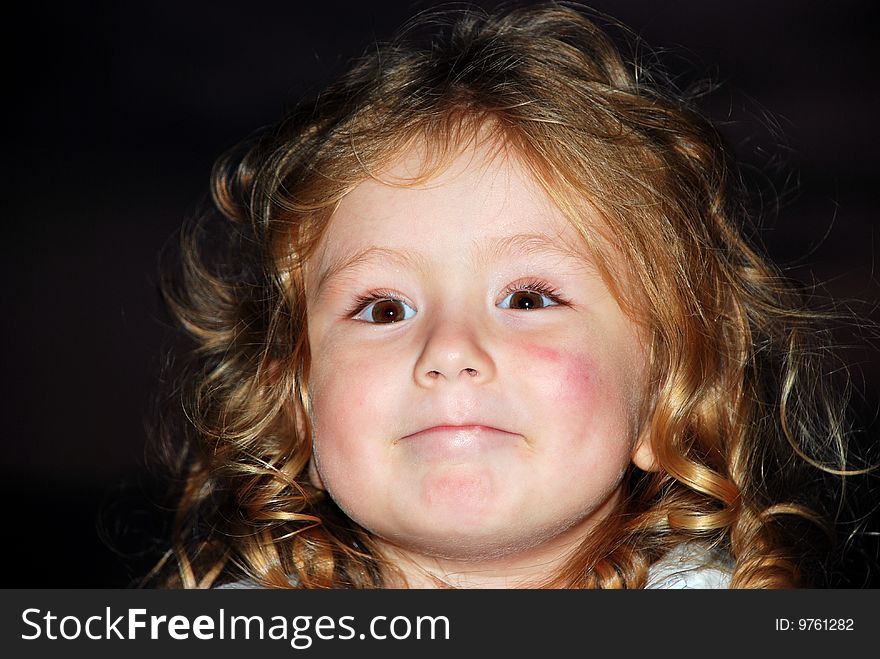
[413,318,496,387]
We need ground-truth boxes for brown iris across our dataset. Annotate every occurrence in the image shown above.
[371,299,408,323]
[508,291,547,309]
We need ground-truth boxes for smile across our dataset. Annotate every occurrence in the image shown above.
[398,425,520,461]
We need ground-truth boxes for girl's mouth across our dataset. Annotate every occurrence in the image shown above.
[398,425,520,461]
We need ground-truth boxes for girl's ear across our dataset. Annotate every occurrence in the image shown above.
[632,372,660,472]
[293,390,326,490]
[631,431,659,472]
[308,457,326,490]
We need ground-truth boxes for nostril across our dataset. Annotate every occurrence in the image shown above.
[464,368,478,377]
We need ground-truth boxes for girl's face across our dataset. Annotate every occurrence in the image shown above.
[304,138,654,579]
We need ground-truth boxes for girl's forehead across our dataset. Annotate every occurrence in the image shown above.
[312,137,592,263]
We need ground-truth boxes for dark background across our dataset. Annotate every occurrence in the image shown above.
[5,1,878,587]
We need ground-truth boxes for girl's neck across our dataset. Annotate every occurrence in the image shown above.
[378,545,570,588]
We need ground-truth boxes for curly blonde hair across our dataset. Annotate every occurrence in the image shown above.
[149,2,868,588]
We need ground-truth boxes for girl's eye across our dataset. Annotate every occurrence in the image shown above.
[353,298,417,323]
[498,290,560,310]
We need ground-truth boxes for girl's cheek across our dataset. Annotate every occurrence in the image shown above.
[521,342,596,404]
[319,360,384,415]
[314,345,410,437]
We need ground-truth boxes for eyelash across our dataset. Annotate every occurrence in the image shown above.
[345,289,410,319]
[499,278,570,307]
[345,279,570,319]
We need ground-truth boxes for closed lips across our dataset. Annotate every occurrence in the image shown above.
[397,425,520,460]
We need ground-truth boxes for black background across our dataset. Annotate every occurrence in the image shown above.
[5,1,878,587]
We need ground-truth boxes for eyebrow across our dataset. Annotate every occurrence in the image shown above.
[309,231,588,301]
[480,231,586,267]
[310,246,429,301]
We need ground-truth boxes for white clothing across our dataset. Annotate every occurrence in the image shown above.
[645,543,733,589]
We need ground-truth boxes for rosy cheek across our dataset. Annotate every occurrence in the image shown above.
[525,343,562,363]
[563,353,597,402]
[521,342,596,404]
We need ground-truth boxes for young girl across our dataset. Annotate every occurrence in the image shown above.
[149,2,873,589]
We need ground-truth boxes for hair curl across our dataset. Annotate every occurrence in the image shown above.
[147,2,871,589]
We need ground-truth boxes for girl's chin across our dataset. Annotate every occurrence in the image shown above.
[372,508,591,565]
